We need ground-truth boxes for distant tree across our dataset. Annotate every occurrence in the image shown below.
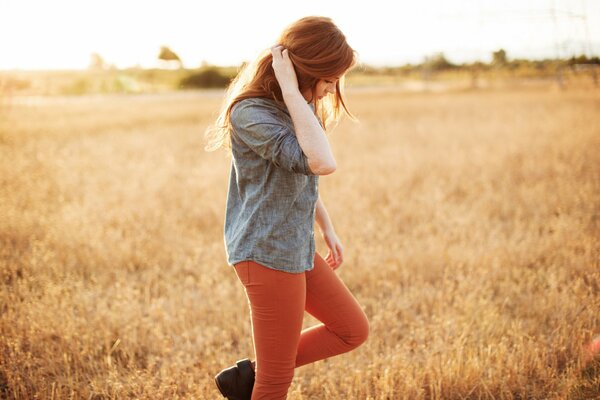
[89,52,106,70]
[492,49,507,67]
[179,67,233,89]
[567,54,600,65]
[158,46,183,69]
[423,52,456,71]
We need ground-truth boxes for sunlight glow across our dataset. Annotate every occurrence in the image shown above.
[0,0,598,70]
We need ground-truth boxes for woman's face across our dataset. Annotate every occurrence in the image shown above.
[302,76,340,103]
[314,76,340,100]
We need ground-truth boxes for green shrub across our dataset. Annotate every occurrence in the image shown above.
[179,68,232,89]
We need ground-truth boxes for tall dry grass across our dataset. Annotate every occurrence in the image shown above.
[1,86,599,399]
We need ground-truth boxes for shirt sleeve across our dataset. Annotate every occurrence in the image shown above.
[230,99,315,176]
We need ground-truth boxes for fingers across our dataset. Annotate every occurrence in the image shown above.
[270,44,289,59]
[332,244,342,263]
[325,249,343,270]
[325,252,336,269]
[270,44,283,56]
[325,253,334,265]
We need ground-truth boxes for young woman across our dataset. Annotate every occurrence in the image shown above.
[206,16,369,400]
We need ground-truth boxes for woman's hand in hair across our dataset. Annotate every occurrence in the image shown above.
[270,45,300,95]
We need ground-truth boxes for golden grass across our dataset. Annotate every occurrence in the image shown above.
[1,85,599,399]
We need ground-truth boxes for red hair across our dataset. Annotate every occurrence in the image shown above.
[205,16,359,153]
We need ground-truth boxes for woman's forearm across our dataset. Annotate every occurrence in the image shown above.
[281,90,337,175]
[315,196,335,234]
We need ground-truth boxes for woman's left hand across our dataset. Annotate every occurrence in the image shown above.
[322,229,344,270]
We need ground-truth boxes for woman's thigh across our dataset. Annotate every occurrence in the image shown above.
[304,253,369,344]
[233,261,306,378]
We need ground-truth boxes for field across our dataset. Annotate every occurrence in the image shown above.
[1,84,599,399]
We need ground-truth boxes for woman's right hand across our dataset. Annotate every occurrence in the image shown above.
[270,45,300,95]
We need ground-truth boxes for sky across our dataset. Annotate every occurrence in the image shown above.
[0,0,598,70]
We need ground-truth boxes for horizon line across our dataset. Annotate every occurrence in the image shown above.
[1,54,598,73]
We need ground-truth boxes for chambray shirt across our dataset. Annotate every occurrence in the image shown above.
[223,97,320,273]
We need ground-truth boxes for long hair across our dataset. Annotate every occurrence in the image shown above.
[204,16,359,154]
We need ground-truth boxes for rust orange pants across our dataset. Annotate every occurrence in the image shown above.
[233,252,369,400]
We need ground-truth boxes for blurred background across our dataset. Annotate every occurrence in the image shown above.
[1,0,599,94]
[1,1,599,399]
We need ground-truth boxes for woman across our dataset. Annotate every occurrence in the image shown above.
[206,16,370,399]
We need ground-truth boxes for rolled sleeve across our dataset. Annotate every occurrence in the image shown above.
[230,99,315,176]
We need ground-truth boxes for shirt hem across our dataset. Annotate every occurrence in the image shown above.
[228,256,313,274]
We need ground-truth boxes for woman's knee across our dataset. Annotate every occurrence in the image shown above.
[346,309,370,347]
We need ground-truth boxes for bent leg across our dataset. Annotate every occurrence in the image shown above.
[234,260,306,400]
[295,252,370,368]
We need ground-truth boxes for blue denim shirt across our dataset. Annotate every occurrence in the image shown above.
[224,97,320,273]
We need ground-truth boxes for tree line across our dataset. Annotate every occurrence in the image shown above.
[86,46,600,89]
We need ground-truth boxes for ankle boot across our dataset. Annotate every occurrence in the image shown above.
[214,358,255,400]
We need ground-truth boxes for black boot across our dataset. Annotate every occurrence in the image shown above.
[214,358,255,400]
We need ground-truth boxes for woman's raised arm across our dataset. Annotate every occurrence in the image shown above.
[271,45,337,175]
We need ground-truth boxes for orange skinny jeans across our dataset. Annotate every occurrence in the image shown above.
[233,252,369,399]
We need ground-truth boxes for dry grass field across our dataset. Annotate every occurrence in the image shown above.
[1,84,599,399]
